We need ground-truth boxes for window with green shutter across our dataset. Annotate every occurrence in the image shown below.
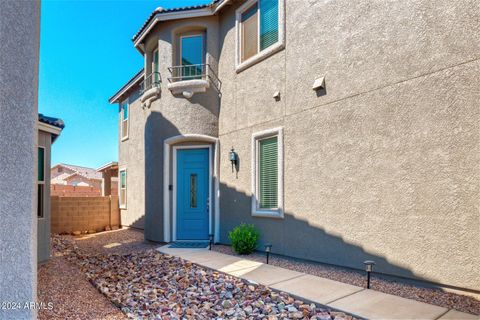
[258,136,278,209]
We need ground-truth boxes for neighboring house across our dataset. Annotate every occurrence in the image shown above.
[51,163,118,197]
[37,114,64,263]
[51,163,103,188]
[109,0,479,293]
[97,161,119,196]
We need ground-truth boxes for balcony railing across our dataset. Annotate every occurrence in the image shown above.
[140,72,161,94]
[167,64,222,93]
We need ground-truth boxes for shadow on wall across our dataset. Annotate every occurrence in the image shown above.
[144,111,181,242]
[219,181,452,290]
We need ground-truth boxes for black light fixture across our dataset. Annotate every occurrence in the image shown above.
[265,243,272,264]
[229,147,238,172]
[364,260,375,289]
[208,234,214,250]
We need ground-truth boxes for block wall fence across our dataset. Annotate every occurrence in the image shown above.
[51,184,102,197]
[51,196,120,234]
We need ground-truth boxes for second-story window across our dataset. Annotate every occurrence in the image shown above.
[240,0,278,62]
[121,99,129,140]
[180,34,204,80]
[236,0,284,71]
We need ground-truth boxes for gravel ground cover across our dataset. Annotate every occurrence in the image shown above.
[50,230,357,319]
[213,245,480,315]
[38,250,126,320]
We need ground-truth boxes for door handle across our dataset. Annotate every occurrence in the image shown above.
[206,197,210,213]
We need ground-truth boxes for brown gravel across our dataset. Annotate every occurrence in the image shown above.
[37,253,125,320]
[37,228,155,320]
[46,229,358,320]
[71,228,159,255]
[213,244,480,315]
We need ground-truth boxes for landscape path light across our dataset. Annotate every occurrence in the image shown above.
[265,243,272,264]
[364,260,375,289]
[209,234,214,250]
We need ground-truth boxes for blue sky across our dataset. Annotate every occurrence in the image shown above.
[39,0,210,169]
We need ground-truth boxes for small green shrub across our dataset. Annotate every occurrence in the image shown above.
[228,223,260,255]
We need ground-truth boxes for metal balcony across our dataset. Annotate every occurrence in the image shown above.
[140,72,161,108]
[167,64,221,94]
[140,72,161,94]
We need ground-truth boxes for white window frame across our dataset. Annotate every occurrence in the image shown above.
[121,99,129,141]
[235,0,285,73]
[119,168,127,209]
[38,146,46,219]
[251,127,284,218]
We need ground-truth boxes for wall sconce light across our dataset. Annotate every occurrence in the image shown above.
[229,147,238,172]
[364,260,375,289]
[209,234,214,250]
[265,243,272,264]
[312,76,325,91]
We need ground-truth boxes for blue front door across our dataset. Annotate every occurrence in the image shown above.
[176,148,209,240]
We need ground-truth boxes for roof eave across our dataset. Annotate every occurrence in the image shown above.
[38,120,63,143]
[133,7,215,49]
[108,69,144,104]
[96,161,119,172]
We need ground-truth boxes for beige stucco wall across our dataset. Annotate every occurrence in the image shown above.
[118,16,221,242]
[216,0,480,291]
[116,0,479,290]
[118,89,147,230]
[0,0,40,317]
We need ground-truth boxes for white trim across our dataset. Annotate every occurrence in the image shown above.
[251,127,284,218]
[37,121,62,136]
[134,8,213,49]
[163,134,220,243]
[119,167,127,209]
[235,0,286,73]
[172,145,212,241]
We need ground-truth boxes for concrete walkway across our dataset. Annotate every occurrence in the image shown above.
[157,246,477,320]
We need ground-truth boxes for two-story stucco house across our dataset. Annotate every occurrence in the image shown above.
[109,0,479,292]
